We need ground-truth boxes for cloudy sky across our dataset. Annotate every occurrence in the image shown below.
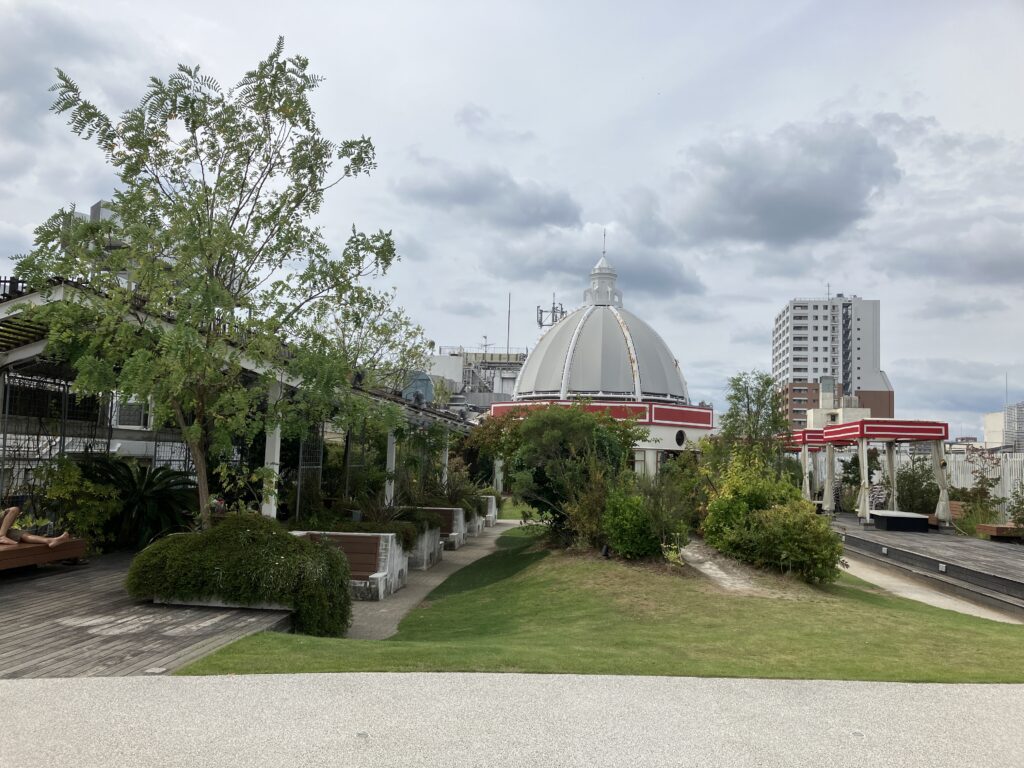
[2,0,1023,436]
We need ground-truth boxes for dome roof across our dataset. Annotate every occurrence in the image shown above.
[514,259,690,404]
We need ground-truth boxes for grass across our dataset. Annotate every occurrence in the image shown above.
[181,527,1024,682]
[498,498,534,520]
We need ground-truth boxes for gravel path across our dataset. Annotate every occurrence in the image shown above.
[1,673,1021,767]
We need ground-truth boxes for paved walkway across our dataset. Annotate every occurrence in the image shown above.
[844,553,1022,624]
[1,673,1021,767]
[0,554,289,678]
[348,520,514,639]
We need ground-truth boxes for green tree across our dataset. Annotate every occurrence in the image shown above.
[719,370,789,460]
[840,448,881,486]
[17,40,402,526]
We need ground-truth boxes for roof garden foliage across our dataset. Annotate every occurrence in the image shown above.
[14,38,427,526]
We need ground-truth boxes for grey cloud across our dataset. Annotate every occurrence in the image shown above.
[0,5,124,143]
[879,213,1024,285]
[678,118,901,245]
[730,327,769,346]
[445,300,492,318]
[395,162,581,231]
[621,187,675,248]
[910,296,1009,320]
[455,103,535,143]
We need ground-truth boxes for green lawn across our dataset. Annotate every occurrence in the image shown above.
[182,527,1024,682]
[497,498,534,520]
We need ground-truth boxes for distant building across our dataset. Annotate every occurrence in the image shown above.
[771,295,893,429]
[426,346,528,411]
[985,402,1024,451]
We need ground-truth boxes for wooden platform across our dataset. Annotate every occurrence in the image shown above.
[0,539,87,571]
[834,514,1024,609]
[0,553,290,678]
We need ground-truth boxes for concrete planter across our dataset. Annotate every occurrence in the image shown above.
[293,531,408,601]
[154,596,291,612]
[414,507,467,550]
[408,527,444,571]
[480,495,498,526]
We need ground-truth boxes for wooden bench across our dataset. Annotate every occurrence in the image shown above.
[870,510,930,533]
[976,523,1024,543]
[0,539,87,571]
[414,507,466,550]
[294,531,407,600]
[929,501,964,528]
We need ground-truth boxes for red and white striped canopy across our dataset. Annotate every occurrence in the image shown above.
[823,419,948,444]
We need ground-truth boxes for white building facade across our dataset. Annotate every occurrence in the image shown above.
[772,295,893,428]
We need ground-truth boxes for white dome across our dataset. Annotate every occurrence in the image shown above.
[514,259,690,404]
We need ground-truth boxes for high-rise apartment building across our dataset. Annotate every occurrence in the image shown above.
[771,295,893,429]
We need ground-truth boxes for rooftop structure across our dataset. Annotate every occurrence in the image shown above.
[513,259,689,404]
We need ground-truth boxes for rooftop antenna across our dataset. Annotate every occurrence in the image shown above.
[506,293,511,356]
[602,228,607,257]
[536,292,567,328]
[827,281,831,301]
[481,335,493,353]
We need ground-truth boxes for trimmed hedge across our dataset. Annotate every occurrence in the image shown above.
[126,515,351,637]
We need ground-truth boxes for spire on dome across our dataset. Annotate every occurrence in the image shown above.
[584,256,623,307]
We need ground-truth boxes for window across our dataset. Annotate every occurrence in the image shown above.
[115,397,150,429]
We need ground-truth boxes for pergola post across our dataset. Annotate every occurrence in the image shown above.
[823,442,835,514]
[384,429,397,507]
[800,444,811,501]
[857,437,871,522]
[441,428,450,491]
[932,439,951,526]
[493,458,504,494]
[260,378,283,519]
[886,441,898,511]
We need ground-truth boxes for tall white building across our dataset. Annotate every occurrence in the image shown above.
[771,295,893,429]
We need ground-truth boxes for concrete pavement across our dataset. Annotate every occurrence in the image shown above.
[347,519,515,639]
[2,673,1021,767]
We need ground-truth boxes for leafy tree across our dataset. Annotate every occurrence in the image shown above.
[839,448,880,486]
[17,40,403,526]
[719,371,789,460]
[473,404,646,542]
[882,455,938,516]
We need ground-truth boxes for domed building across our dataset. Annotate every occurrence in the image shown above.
[491,258,714,475]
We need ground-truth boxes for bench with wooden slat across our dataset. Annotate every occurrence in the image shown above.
[975,523,1024,543]
[0,539,87,571]
[294,531,408,600]
[413,507,466,550]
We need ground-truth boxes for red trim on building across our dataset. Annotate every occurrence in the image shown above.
[823,419,949,443]
[490,400,714,429]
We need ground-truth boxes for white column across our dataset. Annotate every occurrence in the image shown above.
[644,449,659,478]
[260,378,283,518]
[493,458,504,494]
[823,443,835,514]
[886,441,898,511]
[801,445,811,501]
[932,440,951,526]
[857,437,871,522]
[441,429,450,491]
[384,429,397,507]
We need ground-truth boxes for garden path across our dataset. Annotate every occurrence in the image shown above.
[347,519,515,639]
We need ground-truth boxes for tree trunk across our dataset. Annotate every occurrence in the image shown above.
[192,442,211,529]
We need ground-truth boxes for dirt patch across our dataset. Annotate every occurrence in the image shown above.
[679,539,815,600]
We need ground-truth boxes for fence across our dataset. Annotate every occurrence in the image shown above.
[811,449,1024,518]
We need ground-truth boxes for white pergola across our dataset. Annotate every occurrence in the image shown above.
[820,419,951,526]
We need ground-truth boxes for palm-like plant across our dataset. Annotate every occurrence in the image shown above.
[81,458,197,548]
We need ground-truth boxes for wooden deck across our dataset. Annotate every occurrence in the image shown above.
[0,554,290,678]
[834,514,1024,606]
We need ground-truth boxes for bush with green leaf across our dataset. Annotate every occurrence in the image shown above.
[36,457,121,551]
[126,514,351,637]
[81,456,196,549]
[723,499,844,583]
[703,452,841,583]
[603,474,661,559]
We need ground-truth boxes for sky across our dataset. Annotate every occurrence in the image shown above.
[1,0,1023,437]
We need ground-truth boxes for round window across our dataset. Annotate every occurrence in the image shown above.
[675,430,686,447]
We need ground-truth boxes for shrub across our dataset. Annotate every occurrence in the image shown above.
[127,514,351,637]
[36,457,121,552]
[603,477,661,559]
[883,456,938,517]
[479,486,504,510]
[703,453,799,548]
[564,459,608,548]
[722,499,844,584]
[638,453,705,546]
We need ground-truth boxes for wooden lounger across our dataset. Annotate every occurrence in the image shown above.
[0,539,87,571]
